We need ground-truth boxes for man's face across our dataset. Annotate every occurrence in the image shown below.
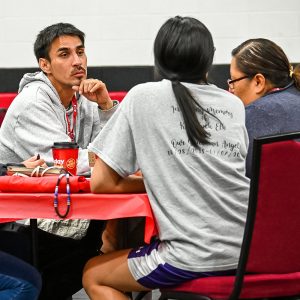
[39,35,87,91]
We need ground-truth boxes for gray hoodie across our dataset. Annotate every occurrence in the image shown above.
[0,71,118,238]
[0,71,117,175]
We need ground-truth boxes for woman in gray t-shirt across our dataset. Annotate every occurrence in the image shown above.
[83,16,250,300]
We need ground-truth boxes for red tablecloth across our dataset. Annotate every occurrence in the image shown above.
[0,192,157,243]
[0,175,90,193]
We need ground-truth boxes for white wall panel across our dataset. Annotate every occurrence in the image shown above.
[0,0,299,67]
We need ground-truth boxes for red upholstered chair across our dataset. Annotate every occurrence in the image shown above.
[0,92,17,109]
[0,93,17,126]
[0,91,126,106]
[0,108,7,127]
[109,91,127,102]
[156,131,300,300]
[0,91,127,126]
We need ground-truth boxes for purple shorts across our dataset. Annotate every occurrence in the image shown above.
[128,240,236,289]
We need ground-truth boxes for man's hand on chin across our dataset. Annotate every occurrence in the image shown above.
[72,79,113,110]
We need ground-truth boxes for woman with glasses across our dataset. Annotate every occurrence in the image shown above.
[82,16,249,300]
[228,38,300,177]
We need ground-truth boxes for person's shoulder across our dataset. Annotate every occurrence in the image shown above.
[247,87,292,110]
[206,84,245,108]
[245,93,280,118]
[128,80,166,95]
[15,85,54,109]
[18,73,50,98]
[198,83,234,98]
[16,72,61,108]
[245,97,268,117]
[258,83,299,101]
[19,71,47,91]
[123,80,168,105]
[210,84,240,99]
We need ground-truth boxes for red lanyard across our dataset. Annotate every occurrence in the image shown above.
[269,87,282,93]
[66,96,77,142]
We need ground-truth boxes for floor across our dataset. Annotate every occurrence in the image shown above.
[73,289,160,299]
[72,289,89,299]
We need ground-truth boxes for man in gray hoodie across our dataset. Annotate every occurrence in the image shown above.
[0,25,117,175]
[0,23,118,300]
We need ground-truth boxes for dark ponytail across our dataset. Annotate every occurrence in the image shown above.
[171,81,211,145]
[154,16,217,147]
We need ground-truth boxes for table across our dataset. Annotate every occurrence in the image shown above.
[0,192,157,266]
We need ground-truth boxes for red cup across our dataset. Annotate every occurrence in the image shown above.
[52,142,79,176]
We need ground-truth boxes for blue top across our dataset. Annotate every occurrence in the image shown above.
[245,82,300,177]
[0,250,41,289]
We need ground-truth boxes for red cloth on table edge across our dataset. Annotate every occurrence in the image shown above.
[0,176,159,243]
[0,175,91,193]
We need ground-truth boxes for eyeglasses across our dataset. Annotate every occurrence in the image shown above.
[227,75,249,88]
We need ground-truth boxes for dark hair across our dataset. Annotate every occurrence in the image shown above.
[154,16,216,147]
[232,38,300,90]
[34,23,85,62]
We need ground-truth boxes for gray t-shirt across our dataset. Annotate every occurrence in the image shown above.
[89,80,250,272]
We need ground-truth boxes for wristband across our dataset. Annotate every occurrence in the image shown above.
[98,100,119,111]
[112,100,119,107]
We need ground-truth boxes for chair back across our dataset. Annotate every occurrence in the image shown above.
[0,108,7,127]
[0,91,127,127]
[158,132,300,300]
[246,132,300,273]
[231,131,300,299]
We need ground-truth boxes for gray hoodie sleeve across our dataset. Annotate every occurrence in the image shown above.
[98,102,119,132]
[14,95,70,165]
[76,103,119,174]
